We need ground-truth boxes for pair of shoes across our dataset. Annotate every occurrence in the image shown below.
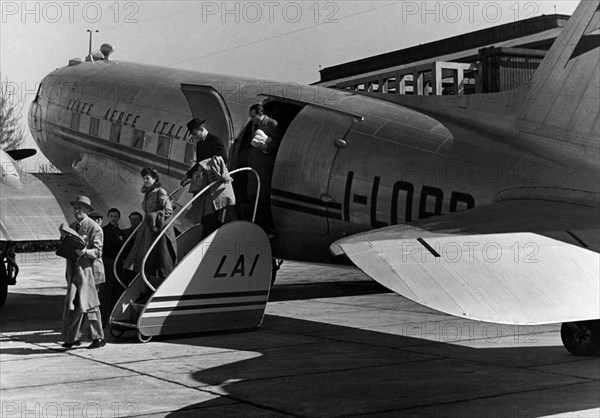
[88,339,107,349]
[61,340,81,348]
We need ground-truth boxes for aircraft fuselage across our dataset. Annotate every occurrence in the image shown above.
[28,60,599,262]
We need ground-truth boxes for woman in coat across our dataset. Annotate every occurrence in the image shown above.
[123,168,177,282]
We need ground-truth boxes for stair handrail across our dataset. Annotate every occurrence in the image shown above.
[139,167,260,292]
[112,182,193,290]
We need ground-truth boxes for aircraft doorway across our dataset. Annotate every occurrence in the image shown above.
[229,100,303,229]
[180,84,234,154]
[270,104,357,235]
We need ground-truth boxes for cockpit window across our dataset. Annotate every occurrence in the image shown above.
[34,83,43,102]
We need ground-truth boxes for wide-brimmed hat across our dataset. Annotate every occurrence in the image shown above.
[69,195,94,212]
[89,212,103,220]
[186,117,206,132]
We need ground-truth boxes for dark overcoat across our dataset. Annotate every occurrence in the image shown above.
[247,115,282,196]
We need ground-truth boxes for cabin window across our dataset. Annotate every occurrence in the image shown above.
[157,135,171,157]
[132,129,145,149]
[110,123,121,142]
[184,142,195,164]
[70,113,80,131]
[89,117,99,136]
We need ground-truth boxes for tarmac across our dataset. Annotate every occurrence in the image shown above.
[1,251,599,417]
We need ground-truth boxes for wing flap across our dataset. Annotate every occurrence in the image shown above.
[332,200,600,325]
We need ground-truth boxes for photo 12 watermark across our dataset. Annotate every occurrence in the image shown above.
[199,1,340,24]
[401,320,541,344]
[1,1,140,24]
[400,240,540,264]
[0,401,139,417]
[400,1,541,24]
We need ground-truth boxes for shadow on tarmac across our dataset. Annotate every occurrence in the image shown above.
[0,278,387,347]
[0,293,63,335]
[268,280,388,302]
[157,315,599,418]
[2,283,599,416]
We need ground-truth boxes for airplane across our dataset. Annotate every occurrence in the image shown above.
[0,0,597,353]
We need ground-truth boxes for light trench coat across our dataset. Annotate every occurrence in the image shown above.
[64,216,104,313]
[123,185,177,279]
[187,156,236,222]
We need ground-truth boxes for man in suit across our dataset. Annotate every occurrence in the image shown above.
[100,208,125,325]
[247,104,282,232]
[89,212,103,225]
[182,117,228,181]
[60,195,106,349]
[181,117,229,236]
[124,211,143,238]
[120,211,143,286]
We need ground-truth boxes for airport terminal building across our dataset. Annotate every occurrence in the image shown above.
[316,14,569,95]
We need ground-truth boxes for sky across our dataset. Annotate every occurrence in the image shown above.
[0,0,580,169]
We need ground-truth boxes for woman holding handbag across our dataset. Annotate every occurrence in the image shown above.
[123,168,177,283]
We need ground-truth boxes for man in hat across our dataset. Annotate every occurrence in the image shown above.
[60,195,106,349]
[180,117,229,236]
[89,212,103,225]
[181,117,228,183]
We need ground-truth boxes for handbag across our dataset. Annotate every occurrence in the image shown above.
[189,165,207,194]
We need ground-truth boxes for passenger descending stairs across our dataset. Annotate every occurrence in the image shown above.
[109,168,272,342]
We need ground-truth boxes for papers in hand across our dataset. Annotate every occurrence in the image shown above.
[56,223,86,261]
[250,129,271,153]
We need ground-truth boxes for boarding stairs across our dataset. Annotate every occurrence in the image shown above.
[109,168,273,342]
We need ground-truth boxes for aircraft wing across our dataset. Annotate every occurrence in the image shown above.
[331,198,600,325]
[0,172,91,241]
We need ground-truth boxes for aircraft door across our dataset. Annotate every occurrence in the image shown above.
[180,84,234,154]
[271,105,356,235]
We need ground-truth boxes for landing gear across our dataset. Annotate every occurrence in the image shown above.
[271,259,283,286]
[0,242,18,308]
[0,262,7,308]
[561,320,600,356]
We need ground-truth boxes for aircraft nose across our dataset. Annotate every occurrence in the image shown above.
[28,100,41,135]
[28,97,50,157]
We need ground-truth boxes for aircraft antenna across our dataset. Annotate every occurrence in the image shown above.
[86,29,99,63]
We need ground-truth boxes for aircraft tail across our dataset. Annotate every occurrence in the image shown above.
[518,1,599,160]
